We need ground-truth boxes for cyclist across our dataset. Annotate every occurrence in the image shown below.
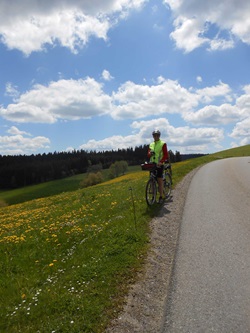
[147,130,169,203]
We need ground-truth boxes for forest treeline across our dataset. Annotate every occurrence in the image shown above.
[0,145,205,189]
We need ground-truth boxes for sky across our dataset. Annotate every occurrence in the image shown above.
[0,0,250,156]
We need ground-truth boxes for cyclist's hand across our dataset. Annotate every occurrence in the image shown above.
[157,162,163,167]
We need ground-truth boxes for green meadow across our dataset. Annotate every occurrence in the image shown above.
[0,145,249,332]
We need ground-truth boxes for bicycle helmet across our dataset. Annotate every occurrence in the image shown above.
[152,129,161,136]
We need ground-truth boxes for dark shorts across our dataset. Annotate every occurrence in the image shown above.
[156,165,164,178]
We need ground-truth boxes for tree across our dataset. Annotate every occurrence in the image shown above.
[79,171,103,188]
[175,151,182,162]
[108,161,128,179]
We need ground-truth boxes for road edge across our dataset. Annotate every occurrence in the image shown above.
[106,167,200,333]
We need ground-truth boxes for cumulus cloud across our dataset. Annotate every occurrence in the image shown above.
[196,76,203,83]
[236,89,250,117]
[0,77,243,127]
[230,117,250,139]
[183,104,241,125]
[5,83,20,100]
[196,81,232,104]
[80,117,224,153]
[0,126,50,155]
[0,11,110,55]
[80,134,137,151]
[1,77,249,153]
[102,70,114,81]
[7,126,31,136]
[170,16,209,52]
[130,118,224,147]
[0,78,112,123]
[0,0,146,55]
[183,83,250,126]
[164,0,250,52]
[112,78,199,119]
[111,79,234,120]
[1,1,249,55]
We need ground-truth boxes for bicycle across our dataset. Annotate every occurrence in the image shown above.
[141,162,172,206]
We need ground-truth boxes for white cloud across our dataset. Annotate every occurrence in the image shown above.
[0,11,110,55]
[241,84,250,94]
[209,37,235,51]
[0,0,249,60]
[0,77,244,127]
[1,77,249,154]
[5,83,20,100]
[196,81,232,104]
[0,127,50,155]
[112,78,199,119]
[102,70,114,81]
[79,117,224,153]
[80,134,137,151]
[7,126,31,136]
[236,90,250,117]
[0,78,112,123]
[183,83,250,126]
[65,146,75,153]
[0,0,147,55]
[184,104,240,125]
[230,117,250,138]
[1,77,199,125]
[111,79,234,120]
[239,137,250,146]
[170,16,209,52]
[196,76,202,83]
[164,0,250,52]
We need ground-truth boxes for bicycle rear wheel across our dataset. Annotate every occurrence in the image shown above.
[146,178,157,205]
[163,172,172,199]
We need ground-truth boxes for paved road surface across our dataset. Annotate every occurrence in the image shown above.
[163,157,250,333]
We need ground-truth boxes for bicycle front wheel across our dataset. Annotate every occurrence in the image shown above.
[163,172,172,199]
[145,178,157,206]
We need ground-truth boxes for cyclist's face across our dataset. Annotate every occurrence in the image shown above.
[153,134,160,141]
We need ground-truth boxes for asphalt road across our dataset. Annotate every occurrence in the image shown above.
[163,157,250,333]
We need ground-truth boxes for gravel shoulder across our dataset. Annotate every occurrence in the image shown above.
[106,168,199,333]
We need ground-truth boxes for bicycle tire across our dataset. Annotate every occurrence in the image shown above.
[145,178,157,206]
[163,172,172,199]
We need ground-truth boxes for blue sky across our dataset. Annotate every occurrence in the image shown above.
[0,0,250,156]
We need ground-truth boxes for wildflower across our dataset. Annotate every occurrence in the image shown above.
[49,263,54,267]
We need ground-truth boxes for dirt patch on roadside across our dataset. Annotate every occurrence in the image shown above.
[106,168,198,333]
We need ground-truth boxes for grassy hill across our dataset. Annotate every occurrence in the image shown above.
[0,145,249,332]
[0,166,139,206]
[1,145,249,207]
